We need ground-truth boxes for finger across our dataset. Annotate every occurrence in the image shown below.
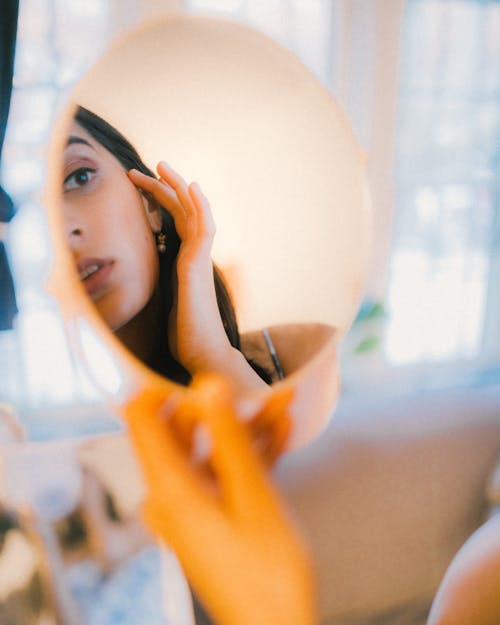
[181,375,281,516]
[127,169,190,234]
[142,496,190,547]
[126,388,220,496]
[248,387,294,466]
[168,404,197,457]
[127,169,178,209]
[157,390,194,450]
[142,496,204,553]
[188,182,216,240]
[157,161,197,224]
[142,494,224,571]
[142,496,168,539]
[124,389,214,515]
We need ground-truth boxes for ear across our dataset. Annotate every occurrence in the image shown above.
[141,193,162,232]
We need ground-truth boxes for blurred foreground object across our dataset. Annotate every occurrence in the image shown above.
[125,374,317,625]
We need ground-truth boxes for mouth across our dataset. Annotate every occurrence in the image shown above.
[76,257,114,297]
[79,263,101,281]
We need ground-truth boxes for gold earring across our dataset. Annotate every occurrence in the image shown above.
[156,231,167,254]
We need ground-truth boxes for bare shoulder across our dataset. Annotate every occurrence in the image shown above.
[241,323,337,381]
[427,513,500,625]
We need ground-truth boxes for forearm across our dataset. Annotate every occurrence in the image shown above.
[175,254,267,391]
[194,343,268,391]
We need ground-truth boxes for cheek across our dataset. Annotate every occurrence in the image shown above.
[142,240,160,291]
[104,238,159,331]
[119,193,158,268]
[128,223,161,304]
[111,182,160,289]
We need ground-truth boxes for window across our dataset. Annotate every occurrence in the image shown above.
[1,0,115,419]
[385,0,500,375]
[185,0,335,86]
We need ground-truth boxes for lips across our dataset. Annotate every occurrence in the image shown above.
[79,263,100,280]
[76,257,114,297]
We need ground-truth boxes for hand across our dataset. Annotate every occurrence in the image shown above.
[129,161,215,266]
[125,375,316,625]
[128,162,218,367]
[128,164,265,391]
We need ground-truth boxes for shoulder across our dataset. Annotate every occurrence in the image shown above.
[427,513,500,625]
[241,323,337,382]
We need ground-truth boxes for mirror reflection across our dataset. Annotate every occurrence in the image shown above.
[63,105,294,388]
[47,15,370,437]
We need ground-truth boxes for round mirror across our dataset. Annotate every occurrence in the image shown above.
[44,14,371,448]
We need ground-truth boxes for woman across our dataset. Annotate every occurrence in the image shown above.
[63,106,336,453]
[64,106,273,388]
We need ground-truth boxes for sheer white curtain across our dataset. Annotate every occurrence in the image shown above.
[386,0,500,379]
[2,0,120,418]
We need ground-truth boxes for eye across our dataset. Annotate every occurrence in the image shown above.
[63,167,96,191]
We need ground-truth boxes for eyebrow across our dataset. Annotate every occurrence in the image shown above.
[66,136,96,150]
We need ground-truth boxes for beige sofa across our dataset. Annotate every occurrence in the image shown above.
[275,383,500,625]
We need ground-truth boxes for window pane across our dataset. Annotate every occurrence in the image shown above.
[386,0,500,366]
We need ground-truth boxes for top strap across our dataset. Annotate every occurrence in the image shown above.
[261,328,285,380]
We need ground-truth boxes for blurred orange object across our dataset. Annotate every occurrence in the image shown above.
[124,374,317,625]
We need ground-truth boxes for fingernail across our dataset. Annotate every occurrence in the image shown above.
[158,394,179,421]
[159,161,171,171]
[192,424,212,462]
[238,397,263,421]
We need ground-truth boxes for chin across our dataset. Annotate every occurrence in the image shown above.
[93,296,140,332]
[92,281,158,336]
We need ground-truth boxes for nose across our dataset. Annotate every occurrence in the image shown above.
[65,219,84,243]
[63,200,86,247]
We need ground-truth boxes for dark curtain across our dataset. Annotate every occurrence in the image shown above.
[0,0,20,329]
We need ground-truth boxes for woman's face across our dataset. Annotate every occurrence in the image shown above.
[62,121,161,331]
